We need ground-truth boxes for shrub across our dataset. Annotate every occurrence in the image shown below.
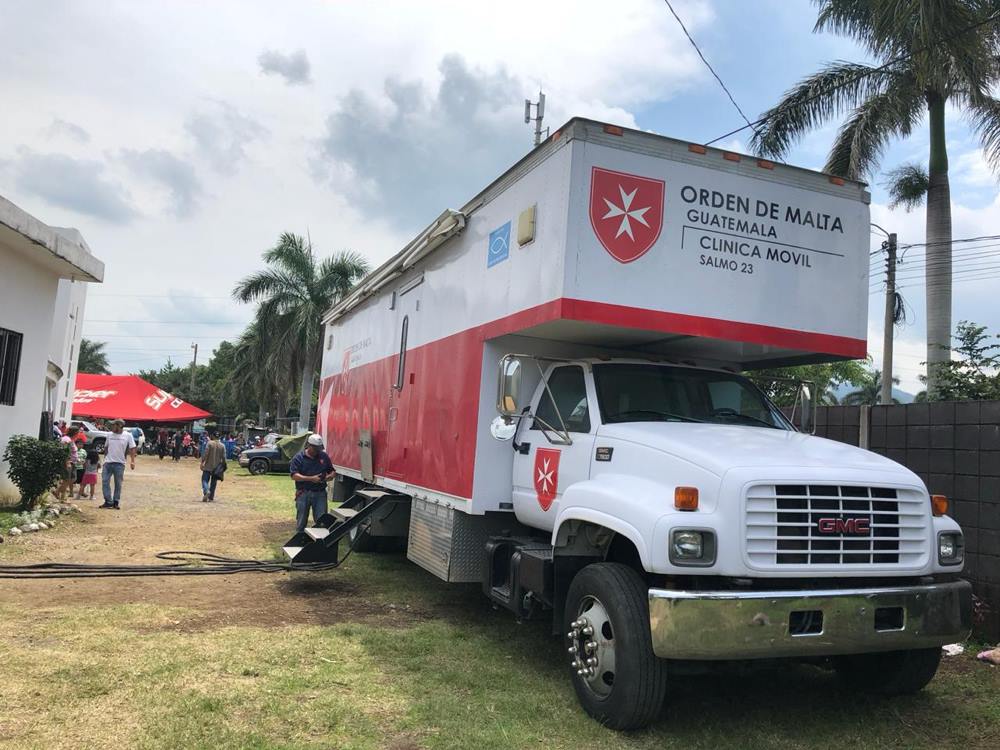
[3,435,68,511]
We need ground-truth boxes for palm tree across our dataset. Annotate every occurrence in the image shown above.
[233,233,368,431]
[750,0,1000,396]
[842,368,900,405]
[77,338,110,374]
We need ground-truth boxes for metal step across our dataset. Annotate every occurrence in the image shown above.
[357,489,391,499]
[282,546,303,559]
[332,507,358,520]
[305,527,330,540]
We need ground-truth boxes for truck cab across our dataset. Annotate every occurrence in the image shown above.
[489,355,970,727]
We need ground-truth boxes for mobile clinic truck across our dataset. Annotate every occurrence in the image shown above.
[284,119,971,730]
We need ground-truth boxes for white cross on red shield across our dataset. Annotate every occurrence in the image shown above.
[589,166,665,263]
[533,448,561,511]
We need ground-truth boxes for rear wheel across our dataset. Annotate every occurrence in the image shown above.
[347,522,377,552]
[834,648,942,694]
[564,563,666,730]
[248,458,269,476]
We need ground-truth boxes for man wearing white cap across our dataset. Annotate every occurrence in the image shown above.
[100,418,135,509]
[289,433,335,532]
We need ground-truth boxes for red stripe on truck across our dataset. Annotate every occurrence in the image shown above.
[317,298,865,499]
[560,299,868,359]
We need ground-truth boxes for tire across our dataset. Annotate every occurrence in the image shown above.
[834,648,942,695]
[564,563,667,730]
[248,458,270,476]
[347,523,377,552]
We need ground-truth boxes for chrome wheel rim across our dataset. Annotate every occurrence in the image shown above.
[566,595,616,696]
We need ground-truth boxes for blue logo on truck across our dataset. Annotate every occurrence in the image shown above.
[487,221,511,268]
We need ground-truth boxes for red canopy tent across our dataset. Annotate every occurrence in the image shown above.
[73,374,212,423]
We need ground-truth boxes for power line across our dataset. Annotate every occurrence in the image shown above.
[90,293,236,300]
[900,233,1000,250]
[84,319,245,325]
[82,334,235,339]
[663,0,757,135]
[705,11,1000,146]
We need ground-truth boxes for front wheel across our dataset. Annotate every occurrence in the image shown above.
[834,648,942,695]
[564,563,666,730]
[248,458,269,475]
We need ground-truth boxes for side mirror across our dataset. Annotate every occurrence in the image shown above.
[489,415,517,441]
[497,355,523,416]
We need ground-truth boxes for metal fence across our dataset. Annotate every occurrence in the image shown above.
[814,401,1000,641]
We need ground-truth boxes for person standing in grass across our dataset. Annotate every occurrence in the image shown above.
[199,431,227,502]
[56,426,81,501]
[289,434,335,532]
[77,450,100,500]
[100,419,135,510]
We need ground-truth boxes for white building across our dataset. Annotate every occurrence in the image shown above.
[0,196,104,501]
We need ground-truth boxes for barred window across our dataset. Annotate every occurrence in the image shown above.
[0,327,23,406]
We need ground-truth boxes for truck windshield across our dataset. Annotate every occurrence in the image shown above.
[593,363,789,429]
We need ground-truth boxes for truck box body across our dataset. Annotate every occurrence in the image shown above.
[317,119,871,515]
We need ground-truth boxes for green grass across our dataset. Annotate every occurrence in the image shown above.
[0,509,18,532]
[3,466,999,749]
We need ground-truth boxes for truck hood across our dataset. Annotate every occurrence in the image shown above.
[597,422,911,479]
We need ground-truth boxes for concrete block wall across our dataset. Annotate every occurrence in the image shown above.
[814,402,1000,641]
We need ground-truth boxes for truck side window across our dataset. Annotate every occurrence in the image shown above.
[393,315,408,390]
[532,366,591,433]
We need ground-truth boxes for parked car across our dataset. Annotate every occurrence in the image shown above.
[70,420,112,452]
[238,444,291,475]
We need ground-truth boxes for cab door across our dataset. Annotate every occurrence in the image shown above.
[512,364,597,532]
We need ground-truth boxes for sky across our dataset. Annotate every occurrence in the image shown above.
[1,0,998,395]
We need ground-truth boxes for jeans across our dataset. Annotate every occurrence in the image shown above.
[102,462,125,504]
[201,471,219,500]
[295,489,328,533]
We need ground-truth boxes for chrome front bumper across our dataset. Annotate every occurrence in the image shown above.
[648,580,972,660]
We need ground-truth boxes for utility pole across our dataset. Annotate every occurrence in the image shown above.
[190,342,198,391]
[524,91,549,147]
[880,232,898,405]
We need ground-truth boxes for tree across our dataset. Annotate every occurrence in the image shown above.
[842,368,900,405]
[77,338,110,374]
[750,0,1000,397]
[919,320,1000,400]
[233,233,368,430]
[749,360,869,407]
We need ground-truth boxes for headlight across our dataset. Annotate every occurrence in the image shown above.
[938,532,964,566]
[669,529,717,567]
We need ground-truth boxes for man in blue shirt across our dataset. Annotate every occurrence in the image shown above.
[289,434,336,533]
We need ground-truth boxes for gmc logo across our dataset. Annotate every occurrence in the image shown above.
[817,517,871,535]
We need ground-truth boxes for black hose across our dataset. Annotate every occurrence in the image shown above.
[0,545,359,579]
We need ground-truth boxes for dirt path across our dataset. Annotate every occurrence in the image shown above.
[0,455,409,630]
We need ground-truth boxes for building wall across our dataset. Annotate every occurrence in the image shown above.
[814,402,1000,641]
[0,246,60,501]
[48,278,88,421]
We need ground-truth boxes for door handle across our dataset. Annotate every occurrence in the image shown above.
[518,442,531,455]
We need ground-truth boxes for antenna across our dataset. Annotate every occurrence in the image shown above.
[524,90,550,147]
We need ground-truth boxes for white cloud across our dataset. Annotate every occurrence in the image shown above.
[10,148,136,223]
[45,118,91,144]
[186,101,268,176]
[257,48,312,86]
[0,0,714,374]
[119,148,203,219]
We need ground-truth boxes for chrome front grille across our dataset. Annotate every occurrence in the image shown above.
[745,484,928,569]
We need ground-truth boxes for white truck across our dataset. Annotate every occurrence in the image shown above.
[285,118,971,730]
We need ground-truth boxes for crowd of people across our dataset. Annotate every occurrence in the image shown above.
[51,420,249,506]
[151,428,244,462]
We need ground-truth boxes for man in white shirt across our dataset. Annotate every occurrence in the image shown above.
[100,418,136,510]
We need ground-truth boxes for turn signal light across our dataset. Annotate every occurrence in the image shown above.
[931,495,949,517]
[675,487,699,511]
